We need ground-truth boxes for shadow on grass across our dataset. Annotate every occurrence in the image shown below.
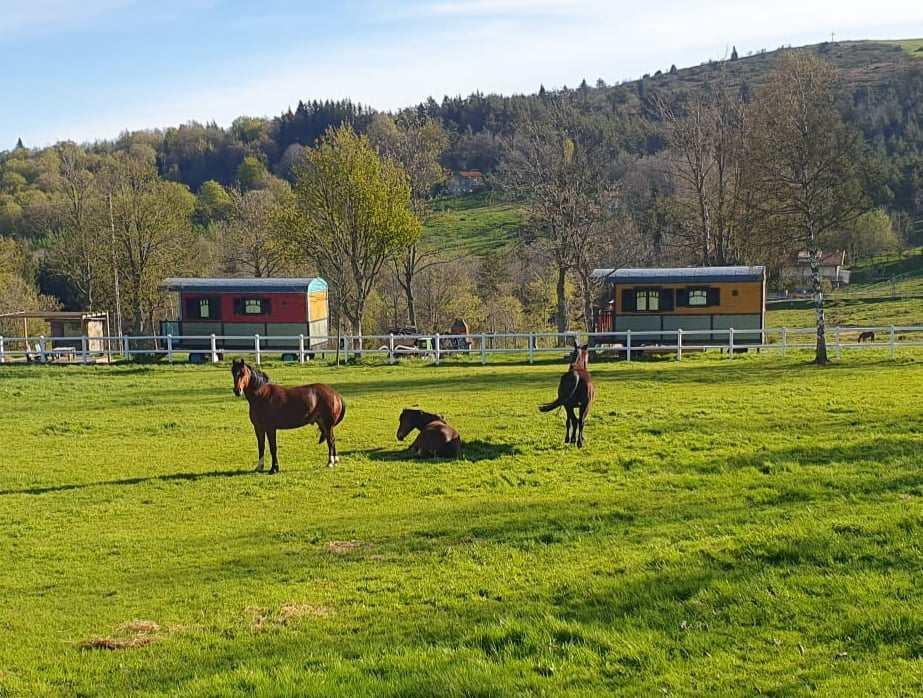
[0,468,251,496]
[344,439,520,463]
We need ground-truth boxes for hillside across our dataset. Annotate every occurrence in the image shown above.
[423,193,526,257]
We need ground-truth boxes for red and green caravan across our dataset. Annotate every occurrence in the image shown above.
[160,277,329,361]
[591,266,766,345]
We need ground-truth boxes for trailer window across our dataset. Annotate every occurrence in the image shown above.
[198,299,211,319]
[688,289,708,306]
[234,298,271,315]
[636,289,660,311]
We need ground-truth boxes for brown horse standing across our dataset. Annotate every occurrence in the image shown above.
[539,342,595,447]
[231,359,346,472]
[397,409,462,458]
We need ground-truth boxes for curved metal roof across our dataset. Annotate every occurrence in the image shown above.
[602,266,765,284]
[162,277,327,293]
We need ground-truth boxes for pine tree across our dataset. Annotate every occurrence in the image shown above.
[731,46,739,61]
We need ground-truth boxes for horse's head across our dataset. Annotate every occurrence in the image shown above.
[396,408,418,441]
[231,359,249,397]
[569,342,590,369]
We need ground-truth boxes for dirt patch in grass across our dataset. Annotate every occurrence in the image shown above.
[246,603,334,631]
[79,619,161,651]
[326,539,367,555]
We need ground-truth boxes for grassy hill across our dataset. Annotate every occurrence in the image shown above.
[600,38,923,116]
[2,354,923,694]
[767,248,923,328]
[422,193,526,257]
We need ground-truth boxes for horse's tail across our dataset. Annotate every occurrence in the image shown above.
[539,370,580,412]
[335,395,347,426]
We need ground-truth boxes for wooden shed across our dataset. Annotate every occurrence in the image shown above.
[0,310,111,361]
[592,266,766,344]
[160,277,329,357]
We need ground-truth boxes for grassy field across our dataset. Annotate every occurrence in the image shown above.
[1,353,922,696]
[424,193,526,257]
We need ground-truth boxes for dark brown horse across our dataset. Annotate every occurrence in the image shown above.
[231,359,346,472]
[539,342,595,447]
[396,408,462,458]
[858,331,875,343]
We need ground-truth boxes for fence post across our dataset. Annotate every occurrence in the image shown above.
[388,333,395,365]
[81,335,89,364]
[167,334,174,364]
[255,334,261,365]
[39,336,46,363]
[434,333,441,365]
[781,327,787,358]
[889,325,896,359]
[0,336,4,363]
[298,334,305,364]
[626,329,632,362]
[834,326,841,359]
[528,332,535,364]
[728,328,735,358]
[480,332,487,365]
[676,328,683,362]
[210,334,218,363]
[122,335,128,359]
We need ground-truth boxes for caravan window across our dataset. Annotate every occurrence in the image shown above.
[636,289,660,311]
[688,289,708,306]
[198,299,211,319]
[234,298,271,315]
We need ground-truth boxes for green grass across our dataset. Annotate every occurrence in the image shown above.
[424,193,526,256]
[1,354,923,696]
[883,38,923,58]
[768,249,923,328]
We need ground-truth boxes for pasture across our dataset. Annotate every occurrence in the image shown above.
[1,353,922,696]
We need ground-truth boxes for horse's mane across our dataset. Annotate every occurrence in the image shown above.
[246,363,271,388]
[415,409,444,424]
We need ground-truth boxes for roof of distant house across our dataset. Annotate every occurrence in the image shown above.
[795,250,846,266]
[456,170,484,179]
[161,277,327,293]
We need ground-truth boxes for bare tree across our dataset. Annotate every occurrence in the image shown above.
[747,52,870,364]
[496,97,620,333]
[368,114,449,326]
[657,76,755,265]
[219,185,291,277]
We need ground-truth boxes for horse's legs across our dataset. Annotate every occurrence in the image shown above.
[267,429,279,473]
[326,426,338,467]
[254,426,266,471]
[576,403,589,448]
[564,405,576,444]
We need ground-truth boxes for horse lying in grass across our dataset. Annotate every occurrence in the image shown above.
[231,359,346,472]
[396,408,462,458]
[539,342,595,448]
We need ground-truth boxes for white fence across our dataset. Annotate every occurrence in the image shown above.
[1,325,922,365]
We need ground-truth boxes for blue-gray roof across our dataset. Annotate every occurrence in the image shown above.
[601,266,765,284]
[162,277,327,293]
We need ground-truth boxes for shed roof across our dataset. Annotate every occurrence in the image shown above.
[0,311,108,320]
[599,266,765,284]
[162,277,327,293]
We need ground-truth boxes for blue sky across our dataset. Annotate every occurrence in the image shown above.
[3,0,922,147]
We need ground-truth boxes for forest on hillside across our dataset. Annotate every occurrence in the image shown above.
[1,40,921,340]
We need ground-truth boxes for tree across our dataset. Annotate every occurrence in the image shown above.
[107,147,197,335]
[496,97,620,333]
[237,156,269,191]
[219,183,292,277]
[830,208,899,261]
[289,125,421,340]
[195,180,233,223]
[657,76,756,266]
[731,46,739,61]
[367,114,449,327]
[748,52,871,364]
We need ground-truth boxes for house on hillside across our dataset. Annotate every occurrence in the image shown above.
[782,250,850,289]
[446,170,486,196]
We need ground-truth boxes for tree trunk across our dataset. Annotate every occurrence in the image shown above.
[555,264,568,336]
[809,246,828,364]
[403,256,418,327]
